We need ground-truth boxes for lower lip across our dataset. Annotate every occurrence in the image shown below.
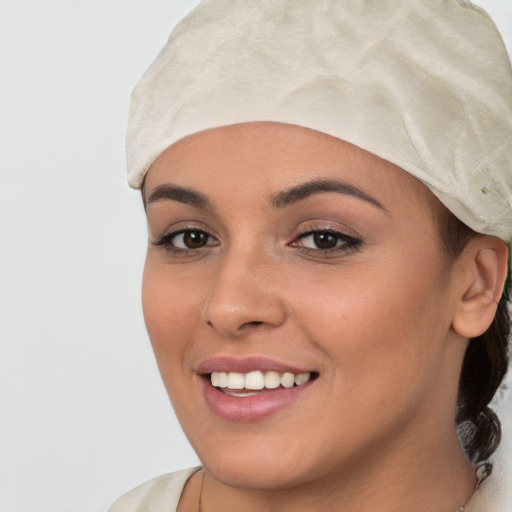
[201,377,314,422]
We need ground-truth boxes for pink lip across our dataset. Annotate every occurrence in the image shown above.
[196,356,317,422]
[196,355,312,375]
[201,378,315,422]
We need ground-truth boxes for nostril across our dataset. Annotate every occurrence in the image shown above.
[206,319,263,328]
[241,321,264,328]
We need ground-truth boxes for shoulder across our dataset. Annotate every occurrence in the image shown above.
[108,467,201,512]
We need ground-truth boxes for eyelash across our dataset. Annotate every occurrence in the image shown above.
[289,227,362,256]
[153,227,362,257]
[154,229,219,256]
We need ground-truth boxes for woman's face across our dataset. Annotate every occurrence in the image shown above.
[142,122,466,490]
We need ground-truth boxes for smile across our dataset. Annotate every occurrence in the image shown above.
[198,357,318,421]
[210,370,312,396]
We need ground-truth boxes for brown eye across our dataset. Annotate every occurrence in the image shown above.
[311,232,339,249]
[290,229,362,255]
[181,230,209,248]
[154,229,219,253]
[298,230,343,250]
[172,230,216,249]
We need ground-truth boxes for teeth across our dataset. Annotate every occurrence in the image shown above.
[224,390,260,398]
[280,372,295,388]
[245,371,265,390]
[210,370,312,391]
[227,372,245,389]
[295,373,310,386]
[264,371,280,389]
[217,372,228,387]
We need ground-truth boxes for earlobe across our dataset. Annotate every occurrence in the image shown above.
[452,237,508,339]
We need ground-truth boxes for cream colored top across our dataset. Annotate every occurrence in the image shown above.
[108,467,200,512]
[108,467,493,512]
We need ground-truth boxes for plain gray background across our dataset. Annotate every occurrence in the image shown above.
[1,1,511,511]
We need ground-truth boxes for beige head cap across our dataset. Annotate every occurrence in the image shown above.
[127,0,512,243]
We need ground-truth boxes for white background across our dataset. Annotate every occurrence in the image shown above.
[0,1,511,511]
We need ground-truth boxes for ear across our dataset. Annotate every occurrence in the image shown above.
[452,236,508,338]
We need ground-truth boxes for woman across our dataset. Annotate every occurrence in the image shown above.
[110,1,512,511]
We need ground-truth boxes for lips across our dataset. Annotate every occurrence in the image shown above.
[197,356,318,421]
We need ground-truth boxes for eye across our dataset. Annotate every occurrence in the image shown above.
[290,228,362,254]
[300,231,342,250]
[154,229,219,252]
[171,230,214,249]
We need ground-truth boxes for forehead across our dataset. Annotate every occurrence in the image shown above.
[143,122,442,216]
[144,122,441,216]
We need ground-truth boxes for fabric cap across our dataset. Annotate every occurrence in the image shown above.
[127,0,512,243]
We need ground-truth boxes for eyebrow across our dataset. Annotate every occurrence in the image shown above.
[271,179,386,210]
[146,178,385,212]
[147,184,212,209]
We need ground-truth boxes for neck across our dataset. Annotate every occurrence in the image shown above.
[198,431,475,512]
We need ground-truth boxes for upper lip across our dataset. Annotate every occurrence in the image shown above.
[196,356,315,375]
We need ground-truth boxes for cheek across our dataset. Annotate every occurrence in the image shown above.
[292,259,451,408]
[141,259,200,372]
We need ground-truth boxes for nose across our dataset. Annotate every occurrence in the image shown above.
[201,248,286,337]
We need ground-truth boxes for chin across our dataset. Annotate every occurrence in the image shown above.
[202,453,312,491]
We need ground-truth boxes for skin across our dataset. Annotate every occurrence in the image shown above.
[142,122,505,512]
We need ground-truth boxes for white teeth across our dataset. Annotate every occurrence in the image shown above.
[264,371,280,389]
[217,372,228,387]
[280,372,295,388]
[245,371,265,390]
[227,372,245,389]
[295,373,310,386]
[224,390,260,398]
[210,370,312,391]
